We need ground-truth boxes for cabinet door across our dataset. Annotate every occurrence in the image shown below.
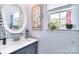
[11,47,26,54]
[25,42,38,54]
[11,42,38,54]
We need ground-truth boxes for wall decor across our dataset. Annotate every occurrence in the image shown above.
[32,4,43,30]
[66,10,73,29]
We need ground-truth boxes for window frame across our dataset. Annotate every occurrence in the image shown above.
[48,10,68,29]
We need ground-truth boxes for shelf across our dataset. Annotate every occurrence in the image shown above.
[46,29,79,32]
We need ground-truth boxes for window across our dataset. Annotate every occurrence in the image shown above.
[49,11,67,29]
[50,13,59,22]
[48,4,79,30]
[60,11,67,29]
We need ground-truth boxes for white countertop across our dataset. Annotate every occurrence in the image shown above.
[0,38,38,54]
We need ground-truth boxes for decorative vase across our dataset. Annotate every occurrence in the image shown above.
[25,29,29,38]
[66,24,73,29]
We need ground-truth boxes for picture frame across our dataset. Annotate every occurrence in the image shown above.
[32,4,43,30]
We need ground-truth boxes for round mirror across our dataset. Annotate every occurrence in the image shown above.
[1,5,26,33]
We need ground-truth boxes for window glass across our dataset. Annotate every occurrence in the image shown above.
[50,13,59,22]
[49,11,67,29]
[60,11,67,19]
[60,11,67,29]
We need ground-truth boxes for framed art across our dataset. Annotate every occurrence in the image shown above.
[32,4,43,30]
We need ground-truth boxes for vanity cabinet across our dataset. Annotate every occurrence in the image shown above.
[11,42,38,54]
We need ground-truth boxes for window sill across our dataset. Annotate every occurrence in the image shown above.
[46,29,79,32]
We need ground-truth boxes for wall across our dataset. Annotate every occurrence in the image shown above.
[27,4,79,54]
[0,4,79,54]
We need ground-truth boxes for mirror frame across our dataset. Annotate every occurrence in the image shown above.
[1,5,26,33]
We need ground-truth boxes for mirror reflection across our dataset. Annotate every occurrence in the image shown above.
[5,5,24,30]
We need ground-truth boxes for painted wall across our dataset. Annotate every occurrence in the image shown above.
[0,4,79,54]
[27,4,79,54]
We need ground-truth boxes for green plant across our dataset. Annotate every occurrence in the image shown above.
[48,21,60,30]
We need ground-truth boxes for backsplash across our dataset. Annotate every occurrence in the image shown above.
[0,10,6,39]
[6,32,23,38]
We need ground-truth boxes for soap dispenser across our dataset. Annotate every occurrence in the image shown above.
[25,29,29,38]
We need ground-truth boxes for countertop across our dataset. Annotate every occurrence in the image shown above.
[0,38,38,54]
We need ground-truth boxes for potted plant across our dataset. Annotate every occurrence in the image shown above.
[48,21,60,30]
[66,24,73,29]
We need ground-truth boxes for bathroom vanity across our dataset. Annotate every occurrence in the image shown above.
[0,5,38,54]
[0,38,38,54]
